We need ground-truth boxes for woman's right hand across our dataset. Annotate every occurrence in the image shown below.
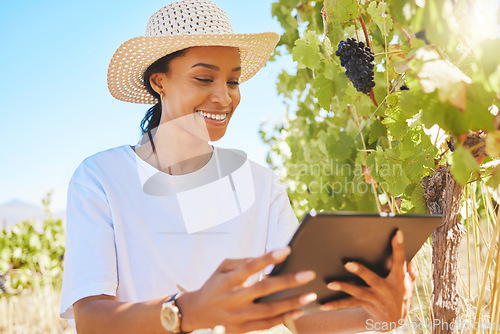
[176,247,317,333]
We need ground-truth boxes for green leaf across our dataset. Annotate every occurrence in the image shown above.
[402,183,428,214]
[369,147,411,196]
[463,83,496,133]
[388,0,415,25]
[486,166,500,189]
[450,145,480,185]
[382,104,407,141]
[327,131,355,161]
[292,31,322,70]
[411,183,429,213]
[476,39,500,78]
[324,0,358,45]
[368,120,387,145]
[403,154,426,181]
[413,47,471,111]
[367,1,393,37]
[486,131,500,158]
[313,75,334,111]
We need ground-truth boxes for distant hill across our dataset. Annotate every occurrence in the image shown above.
[0,199,65,230]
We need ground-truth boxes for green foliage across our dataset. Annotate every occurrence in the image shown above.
[263,0,500,216]
[0,194,65,297]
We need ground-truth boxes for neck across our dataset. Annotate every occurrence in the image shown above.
[137,120,213,175]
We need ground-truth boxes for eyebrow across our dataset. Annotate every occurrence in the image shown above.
[191,63,241,72]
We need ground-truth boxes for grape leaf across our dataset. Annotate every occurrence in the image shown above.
[450,145,480,185]
[410,182,428,213]
[292,37,321,70]
[403,154,426,181]
[463,83,496,133]
[323,0,358,45]
[313,75,335,111]
[367,1,393,37]
[486,166,500,190]
[486,131,500,158]
[292,31,323,71]
[487,66,500,93]
[414,48,471,111]
[401,183,425,213]
[369,120,387,144]
[382,105,407,140]
[327,131,355,161]
[368,147,411,195]
[477,39,500,78]
[388,0,414,24]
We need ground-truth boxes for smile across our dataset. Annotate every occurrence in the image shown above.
[196,111,228,121]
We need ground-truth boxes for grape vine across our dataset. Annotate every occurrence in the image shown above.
[0,195,65,297]
[261,0,500,332]
[262,0,500,218]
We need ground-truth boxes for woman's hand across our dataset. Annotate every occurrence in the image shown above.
[177,247,318,333]
[320,230,417,331]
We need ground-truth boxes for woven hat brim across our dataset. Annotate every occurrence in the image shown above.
[107,32,280,104]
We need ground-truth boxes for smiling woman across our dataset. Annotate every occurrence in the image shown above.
[59,1,417,334]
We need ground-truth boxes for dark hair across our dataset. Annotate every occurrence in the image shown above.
[139,49,188,135]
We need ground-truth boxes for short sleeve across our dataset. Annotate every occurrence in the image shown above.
[265,173,299,253]
[60,173,118,320]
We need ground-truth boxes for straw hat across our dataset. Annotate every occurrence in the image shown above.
[107,0,280,104]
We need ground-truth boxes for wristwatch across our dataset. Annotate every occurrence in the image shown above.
[160,292,185,333]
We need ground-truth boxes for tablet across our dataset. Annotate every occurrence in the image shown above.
[256,212,442,311]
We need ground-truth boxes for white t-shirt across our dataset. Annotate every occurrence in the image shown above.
[60,144,299,332]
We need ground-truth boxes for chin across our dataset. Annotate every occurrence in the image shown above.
[208,130,227,142]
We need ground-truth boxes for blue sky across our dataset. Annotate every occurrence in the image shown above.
[0,0,294,212]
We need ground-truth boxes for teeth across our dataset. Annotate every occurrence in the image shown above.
[197,111,227,121]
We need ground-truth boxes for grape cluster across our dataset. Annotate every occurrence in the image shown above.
[335,38,375,94]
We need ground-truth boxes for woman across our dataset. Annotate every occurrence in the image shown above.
[60,1,416,333]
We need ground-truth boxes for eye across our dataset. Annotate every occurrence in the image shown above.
[228,81,240,86]
[195,78,213,83]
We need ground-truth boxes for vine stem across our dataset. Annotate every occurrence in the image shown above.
[397,23,412,46]
[357,2,373,50]
[368,90,379,107]
[356,2,378,107]
[374,50,404,57]
[354,72,407,139]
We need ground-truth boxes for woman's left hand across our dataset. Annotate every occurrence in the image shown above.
[319,230,417,330]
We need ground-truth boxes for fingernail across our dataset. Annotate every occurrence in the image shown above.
[213,325,226,334]
[272,247,291,260]
[299,293,317,305]
[320,304,335,311]
[327,282,341,290]
[345,262,358,272]
[296,270,316,283]
[397,230,404,244]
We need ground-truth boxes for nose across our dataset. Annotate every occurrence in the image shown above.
[209,81,232,106]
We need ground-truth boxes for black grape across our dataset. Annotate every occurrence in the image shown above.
[336,38,376,94]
